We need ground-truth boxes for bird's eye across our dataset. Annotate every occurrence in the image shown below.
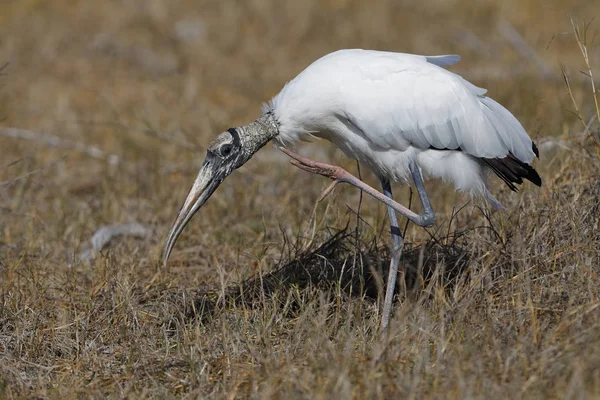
[220,143,233,157]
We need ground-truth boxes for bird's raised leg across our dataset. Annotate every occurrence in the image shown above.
[281,147,437,330]
[380,178,403,331]
[279,147,436,227]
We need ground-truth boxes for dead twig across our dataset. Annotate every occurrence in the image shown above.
[569,17,600,125]
[562,16,600,153]
[562,64,588,129]
[538,115,598,155]
[1,158,23,170]
[143,127,201,152]
[0,127,123,164]
[78,223,153,262]
[451,28,493,58]
[0,157,65,188]
[498,20,553,80]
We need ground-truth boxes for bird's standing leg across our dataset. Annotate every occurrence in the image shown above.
[279,147,436,227]
[409,161,435,222]
[380,178,403,331]
[281,147,437,330]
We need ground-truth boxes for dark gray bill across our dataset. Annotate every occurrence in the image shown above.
[161,159,226,265]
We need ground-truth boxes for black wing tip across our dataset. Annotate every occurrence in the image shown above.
[483,153,542,191]
[527,166,542,187]
[532,142,540,158]
[429,145,542,189]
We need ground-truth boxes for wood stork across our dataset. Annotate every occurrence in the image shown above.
[162,49,541,330]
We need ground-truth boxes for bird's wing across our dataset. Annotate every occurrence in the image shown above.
[425,54,461,67]
[339,57,535,162]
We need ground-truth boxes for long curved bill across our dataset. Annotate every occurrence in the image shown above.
[161,159,226,265]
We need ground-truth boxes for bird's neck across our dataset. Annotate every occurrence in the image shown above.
[238,111,280,156]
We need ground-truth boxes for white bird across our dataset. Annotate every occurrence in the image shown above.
[162,49,541,330]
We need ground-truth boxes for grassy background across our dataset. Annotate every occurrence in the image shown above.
[1,0,599,398]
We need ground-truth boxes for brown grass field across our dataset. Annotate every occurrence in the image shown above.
[1,0,600,398]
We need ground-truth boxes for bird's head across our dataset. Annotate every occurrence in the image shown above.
[161,112,279,265]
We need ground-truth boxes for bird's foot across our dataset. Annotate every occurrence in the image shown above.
[279,147,347,179]
[278,146,429,226]
[279,147,351,201]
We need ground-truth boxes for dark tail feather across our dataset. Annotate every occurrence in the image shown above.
[482,150,542,192]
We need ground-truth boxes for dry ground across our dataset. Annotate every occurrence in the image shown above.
[1,0,600,398]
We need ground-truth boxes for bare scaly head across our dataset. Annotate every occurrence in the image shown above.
[162,112,279,265]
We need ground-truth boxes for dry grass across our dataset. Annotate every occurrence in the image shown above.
[1,0,600,398]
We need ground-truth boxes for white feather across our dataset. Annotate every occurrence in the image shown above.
[267,49,536,200]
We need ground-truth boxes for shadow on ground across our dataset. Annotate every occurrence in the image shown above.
[157,225,478,325]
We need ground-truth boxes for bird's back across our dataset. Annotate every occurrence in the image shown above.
[267,49,540,198]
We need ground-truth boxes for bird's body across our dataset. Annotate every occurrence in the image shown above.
[162,49,542,330]
[268,49,540,203]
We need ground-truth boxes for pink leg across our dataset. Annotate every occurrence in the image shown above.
[279,147,435,227]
